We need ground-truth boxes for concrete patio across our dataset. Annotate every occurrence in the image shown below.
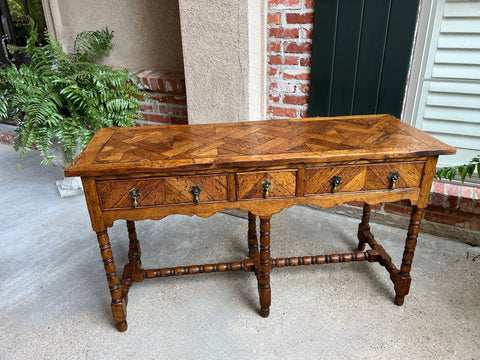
[1,142,479,359]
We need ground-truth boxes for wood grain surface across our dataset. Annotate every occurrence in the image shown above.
[65,114,455,177]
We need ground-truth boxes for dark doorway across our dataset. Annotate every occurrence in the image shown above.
[1,0,47,124]
[0,0,46,64]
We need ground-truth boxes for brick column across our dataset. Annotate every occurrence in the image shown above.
[266,0,314,119]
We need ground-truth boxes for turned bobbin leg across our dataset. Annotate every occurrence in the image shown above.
[126,221,141,268]
[394,206,424,306]
[247,212,259,258]
[258,216,271,317]
[357,203,371,251]
[96,230,127,332]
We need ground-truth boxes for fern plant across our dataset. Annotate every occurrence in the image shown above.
[0,21,143,166]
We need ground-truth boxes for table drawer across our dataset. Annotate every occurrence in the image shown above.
[304,162,424,195]
[236,170,296,200]
[304,166,366,195]
[364,162,424,190]
[96,174,228,209]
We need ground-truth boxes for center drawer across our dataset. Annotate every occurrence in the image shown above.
[96,174,228,209]
[236,170,297,200]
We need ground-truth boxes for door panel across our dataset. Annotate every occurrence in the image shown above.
[309,0,420,119]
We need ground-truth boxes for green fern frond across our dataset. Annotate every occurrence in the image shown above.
[19,86,63,126]
[73,28,114,62]
[44,30,69,65]
[0,91,7,117]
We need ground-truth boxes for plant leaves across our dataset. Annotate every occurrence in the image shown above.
[0,20,144,165]
[435,154,480,183]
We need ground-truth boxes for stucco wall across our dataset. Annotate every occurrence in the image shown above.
[178,0,266,124]
[44,0,183,72]
[177,0,248,124]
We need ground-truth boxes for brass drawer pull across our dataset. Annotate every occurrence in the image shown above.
[388,171,400,190]
[189,185,202,204]
[261,179,273,199]
[329,175,342,193]
[128,188,141,207]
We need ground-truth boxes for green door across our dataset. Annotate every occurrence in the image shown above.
[309,0,420,118]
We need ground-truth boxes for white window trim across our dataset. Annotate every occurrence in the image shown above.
[403,0,440,126]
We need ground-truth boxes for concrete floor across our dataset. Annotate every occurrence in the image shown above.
[1,143,479,360]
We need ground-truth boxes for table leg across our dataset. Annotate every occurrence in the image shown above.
[357,203,371,251]
[96,230,128,332]
[127,220,141,268]
[258,216,271,317]
[247,212,258,258]
[394,206,424,306]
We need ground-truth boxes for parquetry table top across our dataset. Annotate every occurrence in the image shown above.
[65,114,456,177]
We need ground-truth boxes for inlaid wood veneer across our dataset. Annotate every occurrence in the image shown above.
[236,170,296,200]
[96,174,229,209]
[304,161,424,195]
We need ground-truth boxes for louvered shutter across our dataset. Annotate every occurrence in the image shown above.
[414,0,480,167]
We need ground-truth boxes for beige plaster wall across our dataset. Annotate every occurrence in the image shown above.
[44,0,184,72]
[178,0,266,124]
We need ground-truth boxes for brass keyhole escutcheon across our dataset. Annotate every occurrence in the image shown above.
[189,185,202,204]
[261,179,273,199]
[329,175,342,193]
[128,188,141,208]
[388,171,400,190]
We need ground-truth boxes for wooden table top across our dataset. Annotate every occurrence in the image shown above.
[65,114,456,177]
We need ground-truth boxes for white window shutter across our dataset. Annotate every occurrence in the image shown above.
[415,0,480,167]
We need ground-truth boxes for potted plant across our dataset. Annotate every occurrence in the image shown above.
[0,20,144,196]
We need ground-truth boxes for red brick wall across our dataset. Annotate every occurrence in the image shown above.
[132,70,188,126]
[0,128,15,145]
[265,0,480,234]
[348,182,480,233]
[266,0,314,119]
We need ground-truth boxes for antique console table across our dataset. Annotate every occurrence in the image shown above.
[65,114,455,332]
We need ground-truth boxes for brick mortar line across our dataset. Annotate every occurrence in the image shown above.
[140,110,187,114]
[140,112,187,117]
[141,93,187,97]
[140,103,187,108]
